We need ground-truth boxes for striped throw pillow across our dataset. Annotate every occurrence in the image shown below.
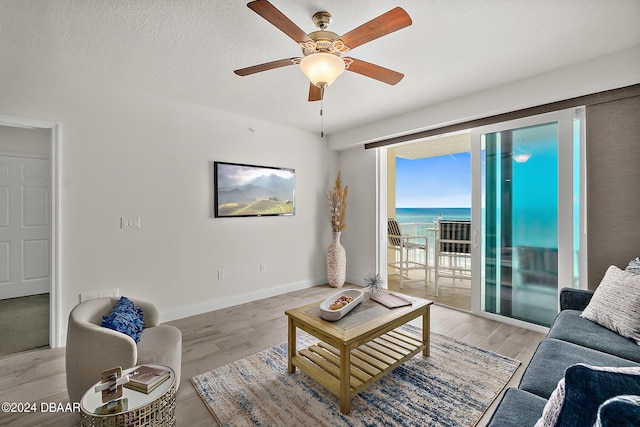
[581,265,640,345]
[627,257,640,275]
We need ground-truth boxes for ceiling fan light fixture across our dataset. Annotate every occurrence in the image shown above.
[513,153,532,163]
[299,52,345,88]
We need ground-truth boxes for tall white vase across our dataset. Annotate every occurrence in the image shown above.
[327,231,346,288]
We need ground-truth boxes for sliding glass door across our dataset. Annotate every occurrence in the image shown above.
[471,108,585,327]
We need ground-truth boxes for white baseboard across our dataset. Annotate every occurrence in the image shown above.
[59,332,67,348]
[158,277,328,324]
[57,277,353,346]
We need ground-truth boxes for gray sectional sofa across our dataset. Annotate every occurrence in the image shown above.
[487,287,640,426]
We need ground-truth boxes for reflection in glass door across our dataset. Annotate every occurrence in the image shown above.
[472,109,584,327]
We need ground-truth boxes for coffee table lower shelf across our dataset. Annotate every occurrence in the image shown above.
[291,328,425,404]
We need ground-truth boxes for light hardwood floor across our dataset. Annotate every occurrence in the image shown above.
[0,284,545,427]
[388,271,472,311]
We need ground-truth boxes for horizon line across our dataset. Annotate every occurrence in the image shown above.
[396,206,471,209]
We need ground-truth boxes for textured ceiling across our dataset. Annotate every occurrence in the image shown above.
[2,0,640,136]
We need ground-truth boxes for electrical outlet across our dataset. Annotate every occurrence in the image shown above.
[217,269,225,280]
[260,264,266,273]
[120,217,141,228]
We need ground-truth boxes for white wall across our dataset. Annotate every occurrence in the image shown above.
[0,66,338,345]
[338,147,378,286]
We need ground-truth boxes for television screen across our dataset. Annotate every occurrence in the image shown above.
[213,161,295,217]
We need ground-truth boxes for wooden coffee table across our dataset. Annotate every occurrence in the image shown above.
[285,292,432,414]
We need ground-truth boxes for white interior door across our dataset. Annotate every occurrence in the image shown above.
[0,155,51,299]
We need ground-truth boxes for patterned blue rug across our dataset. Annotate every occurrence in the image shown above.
[192,325,520,426]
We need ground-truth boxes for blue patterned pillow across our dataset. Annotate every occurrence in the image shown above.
[101,296,145,343]
[553,364,640,426]
[595,395,640,427]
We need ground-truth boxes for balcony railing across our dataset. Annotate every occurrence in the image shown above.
[397,222,436,267]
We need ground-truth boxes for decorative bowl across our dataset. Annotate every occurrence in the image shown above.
[319,289,364,321]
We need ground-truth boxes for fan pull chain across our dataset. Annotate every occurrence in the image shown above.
[320,97,324,138]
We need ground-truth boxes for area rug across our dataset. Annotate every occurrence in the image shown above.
[191,325,520,427]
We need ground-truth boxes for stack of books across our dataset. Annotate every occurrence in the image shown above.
[124,365,171,394]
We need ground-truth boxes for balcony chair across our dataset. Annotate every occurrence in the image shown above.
[434,220,472,296]
[65,296,182,404]
[387,218,430,289]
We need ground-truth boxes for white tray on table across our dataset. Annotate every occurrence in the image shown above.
[319,289,364,321]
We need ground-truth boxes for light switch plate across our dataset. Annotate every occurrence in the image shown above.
[120,217,141,228]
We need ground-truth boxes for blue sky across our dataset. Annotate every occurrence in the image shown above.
[395,153,471,208]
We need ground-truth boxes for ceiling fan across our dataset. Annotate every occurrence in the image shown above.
[234,0,412,102]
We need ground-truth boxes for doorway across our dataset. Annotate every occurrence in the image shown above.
[0,117,60,354]
[380,107,586,329]
[386,132,472,311]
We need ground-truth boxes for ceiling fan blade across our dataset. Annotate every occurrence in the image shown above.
[234,58,298,76]
[247,0,313,45]
[338,7,412,50]
[308,83,324,102]
[345,57,404,85]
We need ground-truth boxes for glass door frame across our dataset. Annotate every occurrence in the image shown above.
[470,107,587,331]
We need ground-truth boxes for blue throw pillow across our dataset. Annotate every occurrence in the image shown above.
[101,296,145,343]
[595,395,640,427]
[555,364,640,427]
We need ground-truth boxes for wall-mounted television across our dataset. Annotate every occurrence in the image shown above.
[213,161,295,218]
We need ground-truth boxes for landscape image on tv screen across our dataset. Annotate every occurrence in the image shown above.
[214,162,295,217]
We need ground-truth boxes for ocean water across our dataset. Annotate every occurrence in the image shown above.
[395,207,471,226]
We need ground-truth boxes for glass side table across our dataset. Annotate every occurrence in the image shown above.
[80,364,176,427]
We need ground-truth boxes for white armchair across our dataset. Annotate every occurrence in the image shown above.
[65,297,182,404]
